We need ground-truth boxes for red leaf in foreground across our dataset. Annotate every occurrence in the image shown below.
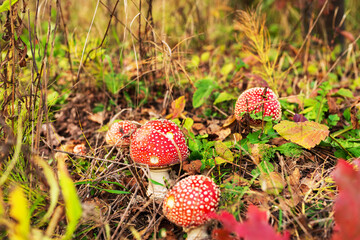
[332,159,360,240]
[209,205,290,240]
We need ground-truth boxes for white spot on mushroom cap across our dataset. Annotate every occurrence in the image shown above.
[166,132,174,139]
[150,156,159,164]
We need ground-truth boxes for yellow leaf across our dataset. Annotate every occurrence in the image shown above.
[9,185,30,240]
[274,120,329,149]
[215,141,234,163]
[169,96,186,119]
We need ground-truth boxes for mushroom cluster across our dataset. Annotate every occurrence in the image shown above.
[130,119,189,200]
[163,175,220,240]
[234,87,281,126]
[104,87,281,236]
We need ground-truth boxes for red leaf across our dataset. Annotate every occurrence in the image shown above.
[332,159,360,240]
[209,205,290,240]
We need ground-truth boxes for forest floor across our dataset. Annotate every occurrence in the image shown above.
[1,1,360,240]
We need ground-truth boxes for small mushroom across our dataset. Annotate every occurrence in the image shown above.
[163,175,220,240]
[130,119,189,200]
[73,144,86,155]
[234,87,281,127]
[105,121,138,147]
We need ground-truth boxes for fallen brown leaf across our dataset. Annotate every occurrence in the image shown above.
[41,123,65,146]
[223,114,236,128]
[87,111,105,124]
[192,123,206,132]
[182,160,202,175]
[288,168,301,186]
[250,144,261,165]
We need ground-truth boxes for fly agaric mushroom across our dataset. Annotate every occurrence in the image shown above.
[163,175,220,240]
[105,121,138,147]
[73,144,86,155]
[130,119,189,200]
[234,87,281,126]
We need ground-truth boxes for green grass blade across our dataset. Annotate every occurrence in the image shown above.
[34,156,60,226]
[58,158,82,240]
[0,117,22,187]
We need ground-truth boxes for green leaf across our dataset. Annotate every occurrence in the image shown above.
[343,108,351,121]
[275,142,303,157]
[192,79,217,108]
[0,0,18,13]
[183,117,194,131]
[188,138,201,152]
[336,88,354,98]
[235,57,248,71]
[189,151,203,160]
[58,158,82,240]
[213,92,236,105]
[93,103,105,113]
[328,114,340,126]
[149,179,165,187]
[330,137,360,149]
[349,147,360,158]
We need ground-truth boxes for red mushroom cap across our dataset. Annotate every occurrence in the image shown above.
[234,87,281,123]
[130,119,189,168]
[73,144,86,155]
[163,175,220,228]
[105,121,138,146]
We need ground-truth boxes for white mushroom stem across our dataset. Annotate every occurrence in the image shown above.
[147,168,170,201]
[185,225,209,240]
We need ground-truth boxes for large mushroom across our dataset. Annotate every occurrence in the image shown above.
[105,121,138,147]
[234,87,281,127]
[163,175,220,240]
[130,119,189,200]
